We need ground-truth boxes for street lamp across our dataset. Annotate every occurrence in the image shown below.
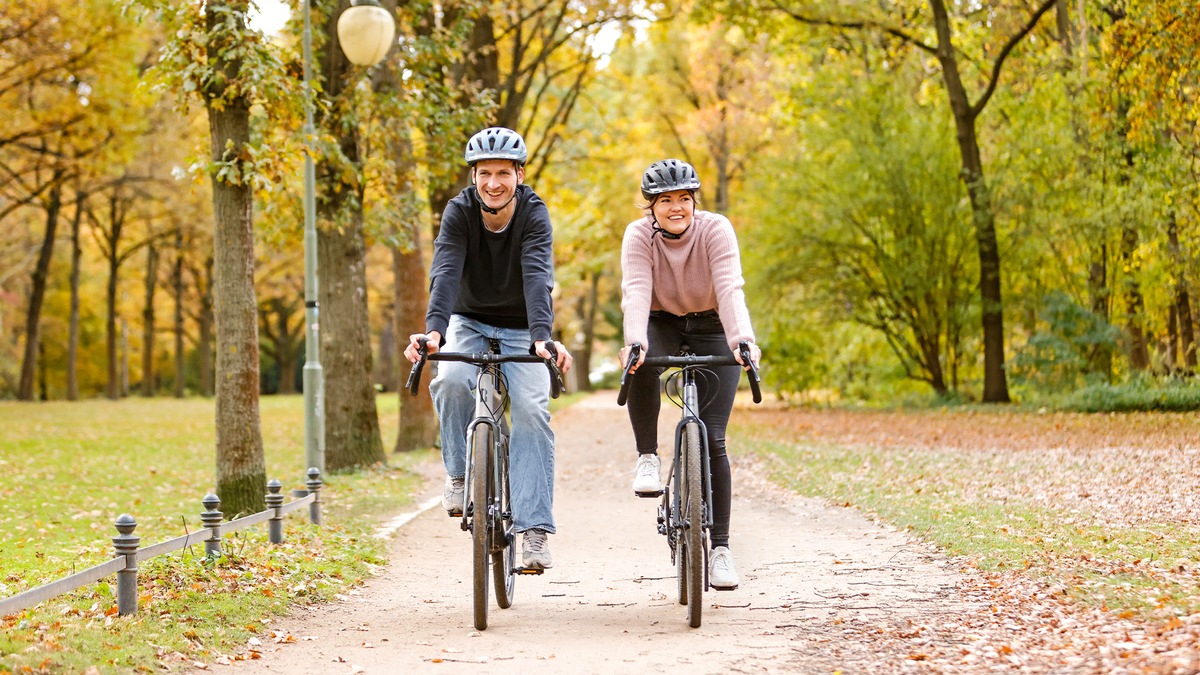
[337,0,397,66]
[302,0,396,473]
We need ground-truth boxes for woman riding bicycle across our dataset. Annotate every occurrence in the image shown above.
[619,158,762,590]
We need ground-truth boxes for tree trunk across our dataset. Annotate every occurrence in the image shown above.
[378,319,396,393]
[571,270,600,393]
[174,228,186,397]
[316,1,384,470]
[198,255,215,397]
[1087,247,1113,380]
[105,230,121,400]
[67,190,85,401]
[319,212,385,469]
[206,0,265,514]
[1119,225,1150,370]
[19,175,63,401]
[141,243,159,397]
[394,233,438,451]
[38,341,48,401]
[1167,211,1196,370]
[370,16,439,452]
[930,0,1010,403]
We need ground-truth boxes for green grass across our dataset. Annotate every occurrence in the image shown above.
[739,427,1200,621]
[0,394,435,674]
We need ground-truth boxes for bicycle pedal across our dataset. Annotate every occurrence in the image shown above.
[711,585,739,591]
[514,566,545,575]
[635,489,664,498]
[446,509,463,518]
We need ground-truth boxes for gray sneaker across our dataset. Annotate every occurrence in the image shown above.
[522,529,553,569]
[632,454,661,496]
[709,546,739,590]
[442,475,465,516]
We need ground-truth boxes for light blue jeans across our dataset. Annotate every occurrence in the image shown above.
[430,315,555,534]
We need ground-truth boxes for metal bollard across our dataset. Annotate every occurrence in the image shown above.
[201,493,222,558]
[266,480,284,544]
[112,514,139,616]
[306,467,323,526]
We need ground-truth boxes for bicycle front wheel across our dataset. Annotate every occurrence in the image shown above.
[493,436,516,609]
[682,421,705,628]
[471,426,493,630]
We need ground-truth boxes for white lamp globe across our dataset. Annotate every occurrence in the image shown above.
[337,0,396,67]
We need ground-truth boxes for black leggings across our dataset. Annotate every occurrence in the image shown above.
[627,311,740,550]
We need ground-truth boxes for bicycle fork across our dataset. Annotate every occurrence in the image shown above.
[463,366,504,534]
[665,373,714,557]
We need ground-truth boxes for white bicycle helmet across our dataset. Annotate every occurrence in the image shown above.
[464,127,528,166]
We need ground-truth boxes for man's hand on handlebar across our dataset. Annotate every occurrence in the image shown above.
[404,331,442,363]
[535,340,573,374]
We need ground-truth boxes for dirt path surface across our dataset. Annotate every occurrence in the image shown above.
[204,392,989,674]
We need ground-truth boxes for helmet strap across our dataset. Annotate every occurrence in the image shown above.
[478,187,517,215]
[650,215,683,240]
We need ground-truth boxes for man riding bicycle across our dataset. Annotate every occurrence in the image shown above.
[404,126,572,570]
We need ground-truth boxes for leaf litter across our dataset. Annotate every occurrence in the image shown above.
[738,406,1200,673]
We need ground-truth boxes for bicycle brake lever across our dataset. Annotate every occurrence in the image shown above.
[737,341,762,404]
[405,336,429,396]
[616,343,642,407]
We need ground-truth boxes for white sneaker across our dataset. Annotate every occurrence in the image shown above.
[709,546,739,590]
[442,475,465,516]
[632,454,661,496]
[522,529,553,569]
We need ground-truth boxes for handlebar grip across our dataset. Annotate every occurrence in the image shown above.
[406,336,429,396]
[738,341,763,404]
[616,343,642,407]
[544,342,564,399]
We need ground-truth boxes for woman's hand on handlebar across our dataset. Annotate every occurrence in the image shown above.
[535,340,573,374]
[404,331,442,363]
[734,341,761,371]
[619,343,646,373]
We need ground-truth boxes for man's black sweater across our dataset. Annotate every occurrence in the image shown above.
[425,184,555,344]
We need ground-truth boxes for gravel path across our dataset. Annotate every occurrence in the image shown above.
[210,393,979,674]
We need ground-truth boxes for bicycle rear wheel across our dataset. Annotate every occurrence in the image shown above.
[682,421,705,628]
[493,436,516,608]
[471,426,493,630]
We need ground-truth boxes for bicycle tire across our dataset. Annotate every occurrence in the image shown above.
[683,421,705,628]
[471,426,493,630]
[493,435,516,608]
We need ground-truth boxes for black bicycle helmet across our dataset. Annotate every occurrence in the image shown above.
[464,127,528,166]
[641,159,701,200]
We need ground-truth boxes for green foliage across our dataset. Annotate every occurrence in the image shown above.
[1059,378,1200,413]
[1009,291,1122,391]
[746,69,976,397]
[128,0,302,195]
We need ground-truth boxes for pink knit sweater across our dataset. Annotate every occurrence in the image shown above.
[621,210,756,353]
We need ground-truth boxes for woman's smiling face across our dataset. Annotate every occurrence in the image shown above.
[651,189,695,235]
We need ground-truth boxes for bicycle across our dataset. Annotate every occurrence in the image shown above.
[406,336,564,631]
[617,340,761,628]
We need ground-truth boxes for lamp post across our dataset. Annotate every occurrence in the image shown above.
[302,0,395,474]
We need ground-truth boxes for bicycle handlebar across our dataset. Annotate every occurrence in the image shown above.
[616,341,762,406]
[405,337,565,399]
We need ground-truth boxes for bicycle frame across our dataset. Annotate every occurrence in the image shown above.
[668,367,715,541]
[462,359,508,534]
